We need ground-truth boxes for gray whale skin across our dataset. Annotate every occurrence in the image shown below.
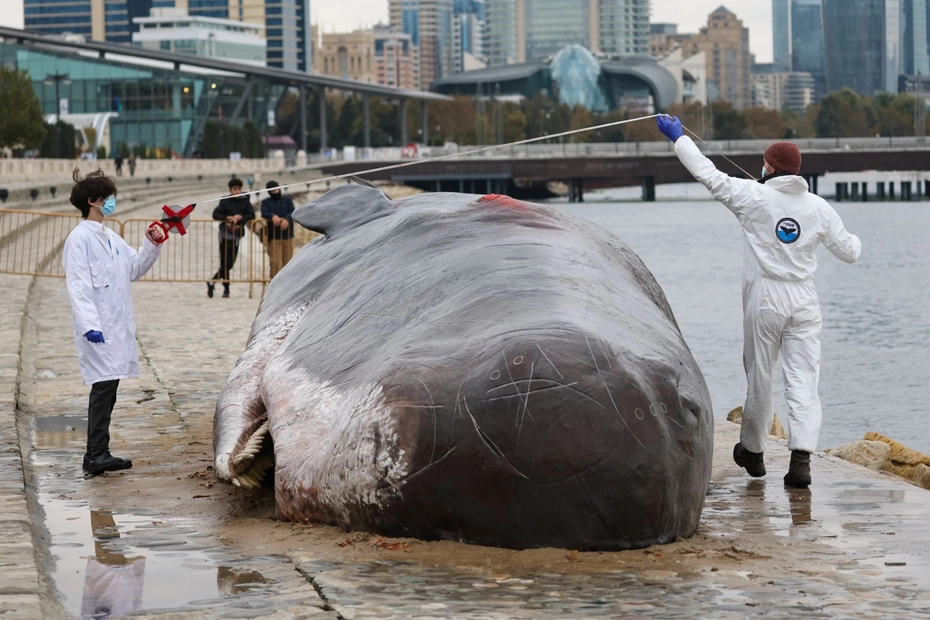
[213,185,713,551]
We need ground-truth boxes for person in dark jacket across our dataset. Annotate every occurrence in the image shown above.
[208,177,254,298]
[259,180,296,279]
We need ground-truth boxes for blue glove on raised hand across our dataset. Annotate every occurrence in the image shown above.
[657,115,683,142]
[84,330,105,344]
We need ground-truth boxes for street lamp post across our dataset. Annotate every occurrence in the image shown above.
[44,72,71,159]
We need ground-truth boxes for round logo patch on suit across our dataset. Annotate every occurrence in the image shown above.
[776,218,801,244]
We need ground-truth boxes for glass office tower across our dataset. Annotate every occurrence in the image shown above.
[902,0,930,75]
[772,0,791,72]
[791,0,826,100]
[823,0,900,95]
[23,0,94,37]
[524,0,592,60]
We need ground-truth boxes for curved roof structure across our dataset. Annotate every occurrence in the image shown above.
[432,48,681,112]
[0,26,449,102]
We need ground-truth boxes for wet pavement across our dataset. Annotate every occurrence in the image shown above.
[4,210,930,617]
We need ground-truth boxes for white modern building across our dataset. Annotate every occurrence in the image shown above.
[131,8,266,67]
[751,71,815,113]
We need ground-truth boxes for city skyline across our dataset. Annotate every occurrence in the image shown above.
[0,0,775,62]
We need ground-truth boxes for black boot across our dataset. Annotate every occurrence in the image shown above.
[784,450,812,488]
[207,282,215,298]
[83,453,89,471]
[222,284,230,298]
[733,442,766,477]
[87,451,133,476]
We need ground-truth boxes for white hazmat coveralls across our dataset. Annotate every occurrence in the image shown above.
[62,220,161,386]
[673,136,861,453]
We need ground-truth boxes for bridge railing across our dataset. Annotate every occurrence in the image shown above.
[357,136,928,161]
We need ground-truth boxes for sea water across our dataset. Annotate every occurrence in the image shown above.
[557,197,930,454]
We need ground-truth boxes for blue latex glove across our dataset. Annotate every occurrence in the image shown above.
[657,115,683,142]
[84,330,105,344]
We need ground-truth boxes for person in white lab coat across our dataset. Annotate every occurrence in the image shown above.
[656,116,861,488]
[62,168,168,476]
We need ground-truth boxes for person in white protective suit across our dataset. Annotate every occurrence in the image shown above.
[62,168,169,476]
[656,115,861,488]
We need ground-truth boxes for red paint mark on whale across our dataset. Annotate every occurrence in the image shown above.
[478,194,531,209]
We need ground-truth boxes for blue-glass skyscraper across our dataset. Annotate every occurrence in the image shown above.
[823,0,900,95]
[24,0,311,72]
[24,0,94,38]
[771,0,826,100]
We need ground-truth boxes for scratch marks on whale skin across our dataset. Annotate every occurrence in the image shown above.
[603,382,645,449]
[462,397,530,480]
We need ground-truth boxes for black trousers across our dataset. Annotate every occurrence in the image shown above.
[87,379,119,456]
[211,238,240,286]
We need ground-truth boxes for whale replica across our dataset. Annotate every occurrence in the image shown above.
[213,185,713,550]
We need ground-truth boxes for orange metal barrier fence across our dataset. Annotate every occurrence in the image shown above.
[0,210,279,297]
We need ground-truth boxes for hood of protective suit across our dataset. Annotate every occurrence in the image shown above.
[763,175,809,194]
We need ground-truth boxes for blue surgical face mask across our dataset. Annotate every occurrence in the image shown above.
[101,196,116,216]
[760,167,766,179]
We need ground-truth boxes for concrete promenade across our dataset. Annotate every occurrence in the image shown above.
[3,219,930,617]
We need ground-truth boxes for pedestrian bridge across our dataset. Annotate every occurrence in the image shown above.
[318,136,930,201]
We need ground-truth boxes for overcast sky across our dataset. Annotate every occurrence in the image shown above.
[0,0,773,62]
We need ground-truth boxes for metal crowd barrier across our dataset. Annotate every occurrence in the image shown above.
[0,210,279,298]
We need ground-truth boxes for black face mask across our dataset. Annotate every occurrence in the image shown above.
[270,191,281,199]
[757,171,793,185]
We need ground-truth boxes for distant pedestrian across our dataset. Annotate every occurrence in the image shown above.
[260,180,296,279]
[127,154,136,177]
[656,115,861,489]
[114,155,123,176]
[208,177,255,298]
[62,168,168,475]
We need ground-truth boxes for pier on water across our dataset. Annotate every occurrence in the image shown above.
[830,171,930,202]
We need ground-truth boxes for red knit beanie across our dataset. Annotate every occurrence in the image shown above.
[764,142,802,175]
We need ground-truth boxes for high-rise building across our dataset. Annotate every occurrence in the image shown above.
[672,7,751,108]
[902,0,930,76]
[375,31,417,89]
[771,0,827,101]
[389,0,454,88]
[24,0,311,72]
[597,0,649,55]
[822,0,900,95]
[132,8,266,66]
[483,0,521,66]
[483,0,650,66]
[649,23,677,57]
[523,0,592,60]
[452,0,486,72]
[314,30,376,82]
[772,0,790,73]
[751,71,816,113]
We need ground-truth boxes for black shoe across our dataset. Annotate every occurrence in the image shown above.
[733,442,766,477]
[222,288,230,298]
[87,452,133,476]
[207,282,215,298]
[784,450,812,488]
[82,453,89,471]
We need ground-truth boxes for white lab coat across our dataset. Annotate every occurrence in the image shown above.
[674,136,861,453]
[62,220,161,386]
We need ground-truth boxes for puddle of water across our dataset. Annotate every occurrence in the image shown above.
[30,416,284,618]
[40,499,274,617]
[34,415,88,450]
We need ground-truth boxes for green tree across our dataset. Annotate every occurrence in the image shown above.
[815,89,873,138]
[39,121,76,158]
[711,101,748,140]
[0,67,47,150]
[743,107,785,139]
